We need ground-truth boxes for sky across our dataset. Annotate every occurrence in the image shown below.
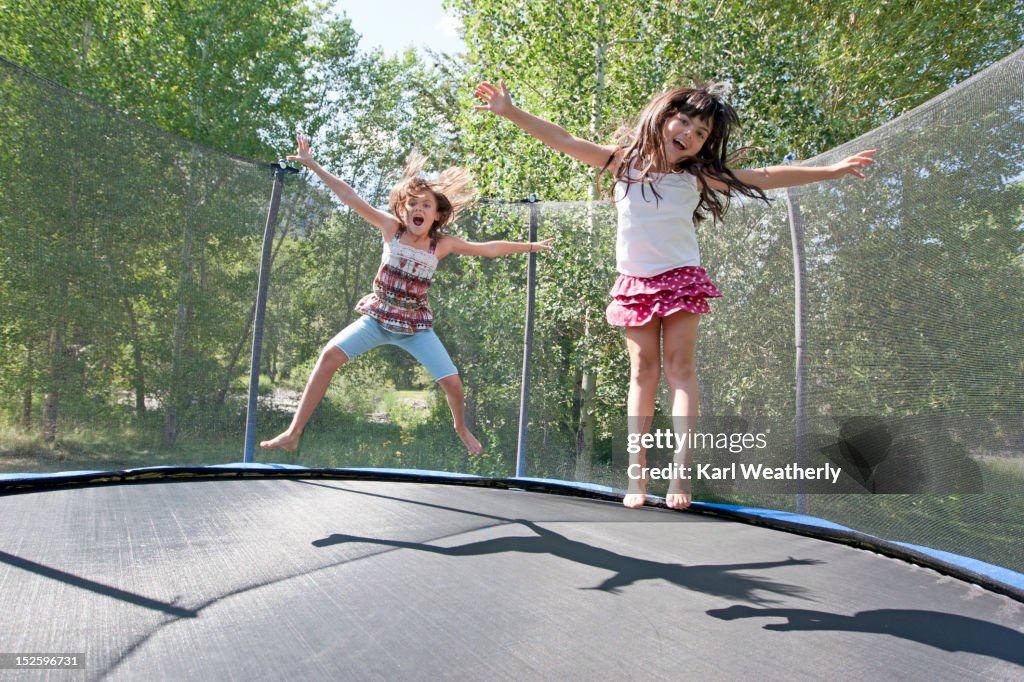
[329,1,466,57]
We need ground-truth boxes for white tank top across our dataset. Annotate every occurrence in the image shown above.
[614,169,701,277]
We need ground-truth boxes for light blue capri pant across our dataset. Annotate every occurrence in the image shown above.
[330,315,458,381]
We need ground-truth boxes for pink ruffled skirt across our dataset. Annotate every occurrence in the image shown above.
[606,266,722,327]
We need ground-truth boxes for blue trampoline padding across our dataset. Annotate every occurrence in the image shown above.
[0,464,289,482]
[509,476,621,496]
[696,502,857,532]
[0,464,493,489]
[0,462,421,482]
[213,462,309,470]
[346,467,484,479]
[0,470,105,481]
[893,541,1024,592]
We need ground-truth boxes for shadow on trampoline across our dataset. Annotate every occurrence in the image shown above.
[708,605,1024,665]
[0,549,197,618]
[313,519,822,602]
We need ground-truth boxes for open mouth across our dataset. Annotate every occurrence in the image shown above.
[672,138,687,151]
[412,216,424,227]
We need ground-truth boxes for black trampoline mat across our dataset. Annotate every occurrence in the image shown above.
[1,478,1021,680]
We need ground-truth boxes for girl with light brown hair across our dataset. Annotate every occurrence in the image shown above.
[261,135,553,456]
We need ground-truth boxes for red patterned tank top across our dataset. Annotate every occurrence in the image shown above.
[355,234,438,334]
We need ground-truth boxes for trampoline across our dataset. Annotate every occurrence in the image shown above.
[1,468,1022,680]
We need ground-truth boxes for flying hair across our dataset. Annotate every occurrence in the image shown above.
[600,80,770,224]
[389,151,477,238]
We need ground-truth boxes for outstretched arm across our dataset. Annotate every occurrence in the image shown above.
[438,236,556,259]
[474,80,617,170]
[708,150,877,192]
[288,135,400,235]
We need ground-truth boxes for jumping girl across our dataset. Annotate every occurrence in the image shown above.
[261,135,553,456]
[474,80,874,508]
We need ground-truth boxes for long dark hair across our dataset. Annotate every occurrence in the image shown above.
[602,82,769,224]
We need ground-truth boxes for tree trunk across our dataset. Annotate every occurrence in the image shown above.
[125,298,147,418]
[574,318,596,481]
[217,300,256,406]
[43,320,65,443]
[21,346,33,429]
[164,217,194,447]
[573,197,603,481]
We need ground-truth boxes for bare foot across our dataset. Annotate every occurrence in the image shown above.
[457,427,483,456]
[665,480,692,510]
[260,431,301,452]
[665,493,692,510]
[623,475,648,508]
[623,493,647,508]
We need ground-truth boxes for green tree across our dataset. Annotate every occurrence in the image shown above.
[0,1,365,444]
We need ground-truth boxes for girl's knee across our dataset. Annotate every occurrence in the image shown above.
[437,373,462,392]
[663,355,697,384]
[319,345,348,371]
[630,355,661,387]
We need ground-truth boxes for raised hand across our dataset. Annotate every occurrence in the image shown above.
[473,80,515,117]
[286,134,315,167]
[829,149,876,179]
[532,237,556,252]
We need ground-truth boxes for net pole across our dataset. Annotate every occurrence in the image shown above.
[784,161,809,515]
[515,197,540,478]
[243,162,297,463]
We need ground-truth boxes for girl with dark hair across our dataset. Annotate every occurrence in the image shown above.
[475,80,874,509]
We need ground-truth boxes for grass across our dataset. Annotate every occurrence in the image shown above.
[0,426,238,473]
[0,386,486,476]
